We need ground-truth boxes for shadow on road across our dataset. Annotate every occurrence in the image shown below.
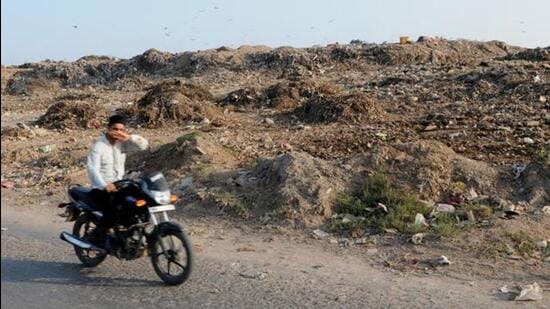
[1,258,163,287]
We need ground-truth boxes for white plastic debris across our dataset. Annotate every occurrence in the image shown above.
[515,282,543,301]
[414,213,428,226]
[312,229,330,239]
[411,233,425,245]
[436,255,451,265]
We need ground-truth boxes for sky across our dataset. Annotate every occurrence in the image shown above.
[2,0,549,65]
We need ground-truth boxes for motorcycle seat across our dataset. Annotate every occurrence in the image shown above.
[69,186,100,210]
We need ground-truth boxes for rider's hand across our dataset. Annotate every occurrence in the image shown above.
[105,183,117,193]
[110,130,130,142]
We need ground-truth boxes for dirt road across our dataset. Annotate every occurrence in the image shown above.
[2,203,540,309]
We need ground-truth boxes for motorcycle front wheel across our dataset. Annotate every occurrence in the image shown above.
[150,226,193,285]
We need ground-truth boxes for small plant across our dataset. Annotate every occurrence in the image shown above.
[336,173,431,234]
[430,213,458,237]
[209,191,252,218]
[329,215,367,237]
[507,231,537,257]
[536,146,550,167]
[462,203,493,220]
[176,131,199,144]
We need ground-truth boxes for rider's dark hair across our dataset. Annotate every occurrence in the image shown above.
[108,114,126,127]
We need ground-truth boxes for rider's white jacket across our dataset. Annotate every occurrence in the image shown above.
[87,133,148,189]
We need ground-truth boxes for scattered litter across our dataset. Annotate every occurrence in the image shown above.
[376,202,388,213]
[515,282,543,301]
[414,213,428,226]
[435,255,451,265]
[434,203,456,214]
[411,233,426,245]
[1,181,15,189]
[39,144,56,153]
[312,229,330,239]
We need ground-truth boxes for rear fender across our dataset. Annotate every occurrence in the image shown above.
[58,203,80,222]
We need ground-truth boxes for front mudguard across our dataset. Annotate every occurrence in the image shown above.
[147,222,184,251]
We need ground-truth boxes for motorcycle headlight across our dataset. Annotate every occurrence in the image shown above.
[151,190,172,205]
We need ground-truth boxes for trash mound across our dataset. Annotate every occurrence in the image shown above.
[245,151,348,227]
[350,140,505,201]
[132,48,174,72]
[247,46,328,71]
[1,127,33,140]
[218,80,340,110]
[6,73,59,95]
[263,80,339,110]
[505,47,550,62]
[218,87,263,108]
[362,39,518,65]
[293,91,381,123]
[35,101,107,129]
[128,132,236,172]
[131,79,220,127]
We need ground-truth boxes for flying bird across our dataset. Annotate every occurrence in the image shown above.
[72,25,78,29]
[213,6,219,10]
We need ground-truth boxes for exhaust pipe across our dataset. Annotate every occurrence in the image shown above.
[60,232,106,254]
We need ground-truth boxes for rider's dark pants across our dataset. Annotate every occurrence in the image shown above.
[90,189,117,232]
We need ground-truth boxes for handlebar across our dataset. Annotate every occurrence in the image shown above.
[113,179,140,190]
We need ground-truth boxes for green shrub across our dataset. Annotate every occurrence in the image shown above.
[337,173,431,234]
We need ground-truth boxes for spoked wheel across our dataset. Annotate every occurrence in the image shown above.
[73,214,107,267]
[150,227,193,285]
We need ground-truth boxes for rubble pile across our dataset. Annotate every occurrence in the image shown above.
[35,100,107,129]
[129,79,220,127]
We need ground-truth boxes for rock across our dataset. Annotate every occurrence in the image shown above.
[522,137,535,144]
[539,95,547,103]
[239,269,267,280]
[515,282,543,301]
[264,118,275,125]
[526,120,540,127]
[536,240,547,250]
[424,124,438,131]
[177,176,194,191]
[235,173,249,186]
[312,229,330,239]
[434,203,456,214]
[201,118,211,125]
[411,233,425,245]
[338,238,350,247]
[281,143,293,151]
[414,213,428,226]
[541,206,550,215]
[366,248,378,255]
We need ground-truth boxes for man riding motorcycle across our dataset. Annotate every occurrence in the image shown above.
[87,114,149,250]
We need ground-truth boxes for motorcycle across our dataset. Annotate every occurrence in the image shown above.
[58,171,193,285]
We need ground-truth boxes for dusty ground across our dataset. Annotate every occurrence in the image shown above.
[1,38,549,306]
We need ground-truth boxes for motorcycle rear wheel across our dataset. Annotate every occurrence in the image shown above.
[73,214,107,267]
